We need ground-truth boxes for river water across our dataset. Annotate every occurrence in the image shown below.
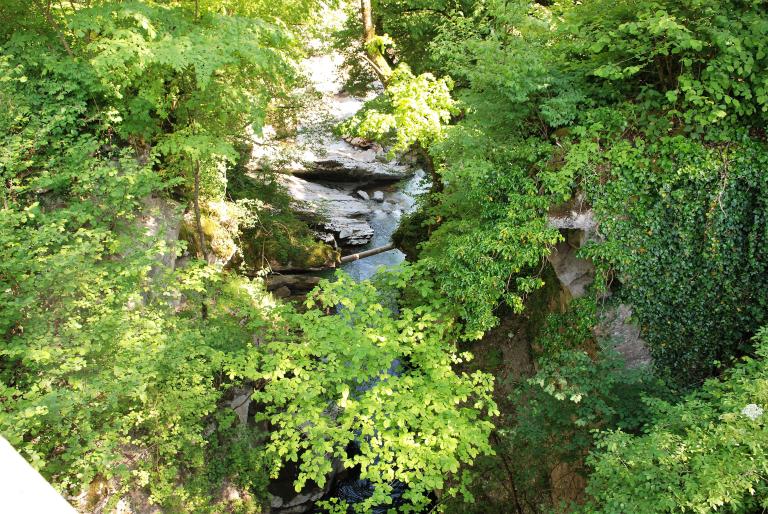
[339,169,427,281]
[304,50,428,512]
[317,169,426,512]
[262,44,430,512]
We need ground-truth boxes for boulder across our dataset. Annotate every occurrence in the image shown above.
[356,190,370,201]
[372,191,385,202]
[312,230,338,247]
[280,175,374,246]
[295,159,409,183]
[254,133,409,184]
[267,275,322,292]
[273,286,292,298]
[229,386,253,426]
[345,136,381,150]
[545,230,595,299]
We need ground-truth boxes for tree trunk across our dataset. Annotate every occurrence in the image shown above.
[361,0,375,42]
[35,0,74,57]
[360,0,392,83]
[193,159,208,262]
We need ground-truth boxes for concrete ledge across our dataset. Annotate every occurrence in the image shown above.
[0,436,76,513]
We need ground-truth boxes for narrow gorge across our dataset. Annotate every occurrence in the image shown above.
[3,1,767,513]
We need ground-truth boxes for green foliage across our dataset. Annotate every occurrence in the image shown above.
[341,1,567,338]
[6,0,768,511]
[584,327,768,514]
[69,1,295,200]
[0,124,274,507]
[573,0,768,134]
[352,0,768,510]
[377,0,768,377]
[579,135,768,384]
[0,0,321,509]
[403,123,563,338]
[1,0,311,205]
[332,0,467,92]
[361,1,568,336]
[339,64,458,155]
[371,0,477,76]
[255,273,498,512]
[498,299,660,511]
[441,295,665,514]
[227,167,338,271]
[524,299,658,433]
[1,2,504,511]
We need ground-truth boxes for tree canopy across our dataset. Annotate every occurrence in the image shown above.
[2,0,768,513]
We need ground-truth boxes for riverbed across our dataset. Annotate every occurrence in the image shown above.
[259,43,429,514]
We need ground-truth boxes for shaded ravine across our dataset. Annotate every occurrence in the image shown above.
[311,171,427,513]
[263,42,429,513]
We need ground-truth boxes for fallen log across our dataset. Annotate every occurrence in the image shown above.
[339,243,395,263]
[244,243,398,281]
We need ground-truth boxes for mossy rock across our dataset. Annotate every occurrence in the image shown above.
[180,203,240,265]
[240,230,338,271]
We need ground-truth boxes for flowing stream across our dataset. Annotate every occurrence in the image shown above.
[264,45,429,513]
[338,169,427,280]
[317,171,426,512]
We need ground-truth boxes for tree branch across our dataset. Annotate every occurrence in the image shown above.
[193,159,209,262]
[34,0,74,57]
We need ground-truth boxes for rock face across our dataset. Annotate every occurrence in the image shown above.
[595,304,652,368]
[550,461,587,507]
[292,138,410,183]
[127,196,182,308]
[181,201,241,267]
[139,196,183,274]
[273,286,292,299]
[269,137,410,184]
[546,200,598,300]
[250,50,410,185]
[548,194,598,238]
[547,202,651,368]
[545,229,595,299]
[546,198,599,299]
